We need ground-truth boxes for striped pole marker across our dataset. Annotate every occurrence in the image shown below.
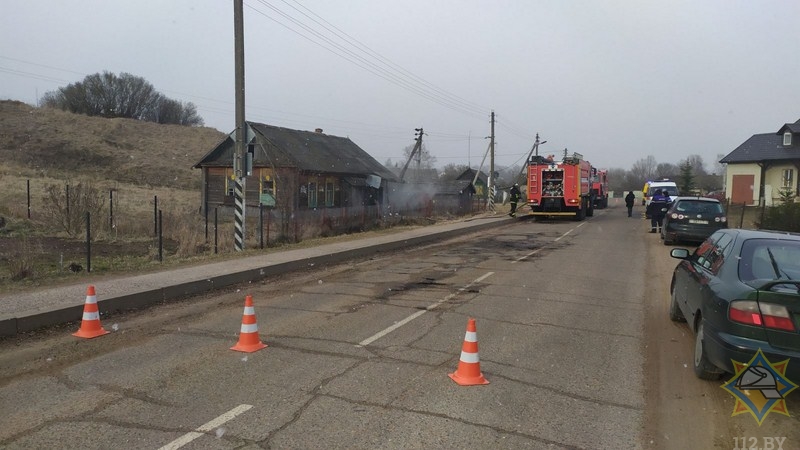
[448,318,489,385]
[234,178,245,251]
[231,295,267,352]
[72,285,110,339]
[487,181,496,213]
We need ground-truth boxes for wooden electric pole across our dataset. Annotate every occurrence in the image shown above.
[233,0,246,251]
[398,127,424,182]
[488,111,496,213]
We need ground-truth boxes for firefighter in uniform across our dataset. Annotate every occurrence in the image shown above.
[509,183,521,217]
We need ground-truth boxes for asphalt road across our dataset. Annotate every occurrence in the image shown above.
[1,203,799,449]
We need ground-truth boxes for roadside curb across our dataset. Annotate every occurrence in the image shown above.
[1,217,509,337]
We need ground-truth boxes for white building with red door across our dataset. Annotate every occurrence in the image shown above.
[720,119,800,206]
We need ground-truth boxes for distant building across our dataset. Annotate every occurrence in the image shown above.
[720,119,800,206]
[193,122,397,215]
[456,168,488,198]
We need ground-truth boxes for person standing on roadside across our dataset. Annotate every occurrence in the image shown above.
[647,189,669,233]
[625,191,636,217]
[508,183,521,217]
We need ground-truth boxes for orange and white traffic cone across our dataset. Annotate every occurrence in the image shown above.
[72,285,110,339]
[448,318,489,385]
[230,295,267,353]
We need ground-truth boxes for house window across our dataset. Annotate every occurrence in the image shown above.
[307,181,318,208]
[226,175,237,197]
[783,169,794,188]
[260,169,276,207]
[325,180,335,206]
[784,132,792,146]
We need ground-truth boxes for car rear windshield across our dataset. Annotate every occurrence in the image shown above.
[739,239,800,282]
[674,200,723,215]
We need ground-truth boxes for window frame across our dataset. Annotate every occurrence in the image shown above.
[784,131,792,146]
[307,181,318,208]
[325,179,335,207]
[782,168,794,188]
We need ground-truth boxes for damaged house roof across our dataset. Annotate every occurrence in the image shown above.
[194,122,398,182]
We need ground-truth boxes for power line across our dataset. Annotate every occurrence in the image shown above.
[245,0,487,118]
[282,0,488,114]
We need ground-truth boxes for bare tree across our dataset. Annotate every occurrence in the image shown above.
[41,71,204,126]
[400,143,438,181]
[439,163,469,180]
[683,154,708,176]
[630,155,658,183]
[711,153,726,177]
[607,168,631,192]
[655,163,678,179]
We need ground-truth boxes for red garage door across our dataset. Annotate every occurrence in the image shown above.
[731,174,755,205]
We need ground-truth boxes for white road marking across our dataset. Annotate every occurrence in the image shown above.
[514,248,541,263]
[518,224,581,262]
[158,404,253,450]
[358,271,495,346]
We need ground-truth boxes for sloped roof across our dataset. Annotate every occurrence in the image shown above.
[456,168,487,184]
[434,179,476,195]
[194,122,397,181]
[778,118,800,134]
[720,132,800,164]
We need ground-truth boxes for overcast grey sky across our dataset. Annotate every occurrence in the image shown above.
[2,0,799,172]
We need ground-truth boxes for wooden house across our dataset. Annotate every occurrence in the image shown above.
[456,168,488,198]
[193,123,398,233]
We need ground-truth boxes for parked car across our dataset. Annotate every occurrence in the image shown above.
[661,197,727,245]
[704,190,726,203]
[669,229,800,380]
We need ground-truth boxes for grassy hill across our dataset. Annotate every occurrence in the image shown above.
[0,100,226,190]
[0,101,231,290]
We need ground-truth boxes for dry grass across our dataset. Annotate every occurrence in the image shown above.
[0,100,476,292]
[0,100,225,290]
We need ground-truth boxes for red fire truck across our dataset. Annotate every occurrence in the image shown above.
[527,152,595,220]
[591,168,609,209]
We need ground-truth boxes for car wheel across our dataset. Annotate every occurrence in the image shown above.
[669,289,685,322]
[663,233,674,245]
[694,321,723,380]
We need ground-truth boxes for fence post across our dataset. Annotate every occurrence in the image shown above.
[739,202,746,228]
[294,210,299,243]
[158,209,163,262]
[214,207,218,255]
[27,179,31,219]
[259,203,264,249]
[109,189,114,230]
[85,211,91,273]
[153,195,158,237]
[66,184,70,221]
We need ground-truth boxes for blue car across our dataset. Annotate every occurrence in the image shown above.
[670,229,800,380]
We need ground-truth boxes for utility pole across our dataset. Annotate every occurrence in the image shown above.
[398,127,424,182]
[517,133,547,182]
[488,111,496,213]
[233,0,246,251]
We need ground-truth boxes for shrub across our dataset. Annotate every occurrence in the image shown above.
[4,236,35,281]
[41,181,106,238]
[760,200,800,233]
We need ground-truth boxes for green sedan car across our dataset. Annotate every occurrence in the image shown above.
[669,228,800,380]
